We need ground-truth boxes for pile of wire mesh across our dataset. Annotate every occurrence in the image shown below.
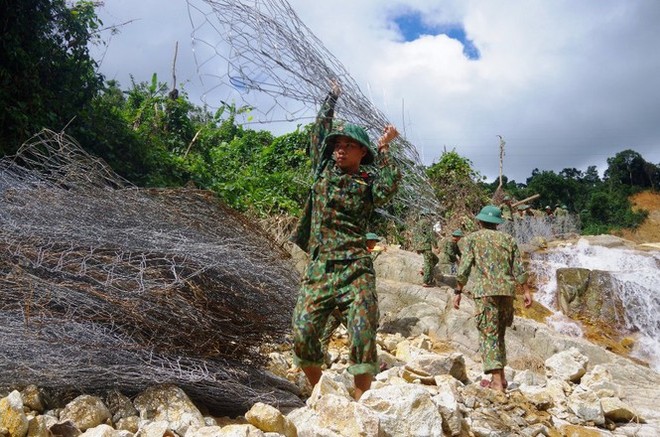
[0,130,303,415]
[187,0,441,219]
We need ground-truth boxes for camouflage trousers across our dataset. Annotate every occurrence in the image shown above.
[319,307,346,350]
[421,250,439,285]
[474,296,514,373]
[292,256,379,376]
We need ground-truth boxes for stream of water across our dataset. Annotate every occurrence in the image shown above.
[529,239,660,371]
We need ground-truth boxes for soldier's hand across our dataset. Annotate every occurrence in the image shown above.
[329,78,342,97]
[378,124,399,152]
[523,290,533,308]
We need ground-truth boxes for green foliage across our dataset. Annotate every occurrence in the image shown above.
[0,0,104,154]
[427,150,489,220]
[605,149,658,189]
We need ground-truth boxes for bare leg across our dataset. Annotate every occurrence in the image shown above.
[489,369,506,392]
[302,365,322,388]
[353,373,372,400]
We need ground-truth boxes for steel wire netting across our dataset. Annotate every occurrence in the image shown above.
[187,0,441,217]
[0,129,303,414]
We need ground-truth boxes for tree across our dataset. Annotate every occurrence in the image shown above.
[604,149,653,189]
[0,0,104,154]
[427,150,488,220]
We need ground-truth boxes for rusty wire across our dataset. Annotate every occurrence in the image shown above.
[187,0,441,218]
[0,129,303,414]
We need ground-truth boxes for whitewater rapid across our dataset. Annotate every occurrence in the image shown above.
[530,238,660,371]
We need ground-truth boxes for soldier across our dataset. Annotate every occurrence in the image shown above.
[544,205,554,218]
[438,229,463,275]
[290,80,401,400]
[365,232,385,260]
[413,213,439,287]
[453,205,532,392]
[499,196,514,221]
[319,232,386,356]
[554,204,568,217]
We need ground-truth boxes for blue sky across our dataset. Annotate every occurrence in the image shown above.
[392,11,480,60]
[93,0,660,183]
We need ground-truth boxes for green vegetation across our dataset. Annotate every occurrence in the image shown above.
[1,0,658,235]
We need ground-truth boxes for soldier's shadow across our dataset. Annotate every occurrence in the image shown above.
[379,317,420,338]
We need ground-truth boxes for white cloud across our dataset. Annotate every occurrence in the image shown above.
[93,0,660,182]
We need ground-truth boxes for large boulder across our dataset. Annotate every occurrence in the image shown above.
[556,268,626,330]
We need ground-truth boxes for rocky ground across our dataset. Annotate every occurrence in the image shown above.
[2,243,659,436]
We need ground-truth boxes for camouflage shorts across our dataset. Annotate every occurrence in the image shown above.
[292,256,379,376]
[474,296,514,373]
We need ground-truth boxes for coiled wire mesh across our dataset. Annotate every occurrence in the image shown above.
[187,0,441,218]
[0,129,303,415]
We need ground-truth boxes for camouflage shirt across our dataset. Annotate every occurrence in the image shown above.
[412,217,436,251]
[456,229,528,297]
[439,237,461,263]
[291,91,401,260]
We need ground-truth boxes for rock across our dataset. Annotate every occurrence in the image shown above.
[305,373,351,409]
[292,394,380,437]
[27,415,51,437]
[579,365,621,398]
[79,423,120,437]
[134,420,172,437]
[20,385,45,413]
[244,402,297,437]
[567,388,605,426]
[406,351,468,382]
[105,390,138,423]
[133,385,205,436]
[359,385,443,437]
[545,347,589,382]
[556,268,626,330]
[0,391,29,437]
[600,397,643,423]
[59,395,111,432]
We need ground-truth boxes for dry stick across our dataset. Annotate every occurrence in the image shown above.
[172,41,179,95]
[497,135,505,190]
[511,193,541,208]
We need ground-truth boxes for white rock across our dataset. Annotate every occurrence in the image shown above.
[360,384,443,437]
[545,347,589,383]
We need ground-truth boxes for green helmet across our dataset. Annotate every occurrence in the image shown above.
[476,205,504,224]
[503,195,511,201]
[324,121,376,165]
[517,204,530,211]
[451,229,464,237]
[365,232,381,241]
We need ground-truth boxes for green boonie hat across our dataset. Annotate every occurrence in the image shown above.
[561,204,567,209]
[475,205,504,224]
[451,229,464,237]
[324,121,376,165]
[365,232,381,241]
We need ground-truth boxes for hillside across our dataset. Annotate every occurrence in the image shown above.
[619,191,660,244]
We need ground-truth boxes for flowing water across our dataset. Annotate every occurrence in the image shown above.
[529,239,660,370]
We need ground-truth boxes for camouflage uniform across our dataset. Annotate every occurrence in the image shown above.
[456,229,528,373]
[412,217,438,285]
[290,89,401,376]
[438,236,461,275]
[319,244,383,351]
[499,202,514,221]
